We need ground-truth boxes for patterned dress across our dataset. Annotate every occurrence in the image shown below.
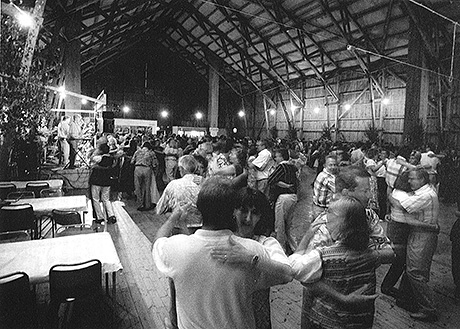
[303,242,379,329]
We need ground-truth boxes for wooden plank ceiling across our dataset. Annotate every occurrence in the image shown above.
[28,0,460,95]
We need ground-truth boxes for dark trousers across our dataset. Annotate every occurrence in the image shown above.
[381,220,410,291]
[451,217,460,297]
[69,139,78,167]
[376,177,388,220]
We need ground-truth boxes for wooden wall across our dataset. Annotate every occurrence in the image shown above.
[251,71,407,145]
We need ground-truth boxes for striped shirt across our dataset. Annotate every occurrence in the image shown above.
[400,184,439,225]
[312,170,335,208]
[306,242,378,329]
[308,208,391,251]
[268,161,298,197]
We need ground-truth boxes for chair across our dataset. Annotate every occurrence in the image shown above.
[6,191,35,200]
[40,188,62,198]
[48,260,102,328]
[51,209,92,237]
[0,204,36,241]
[25,182,50,198]
[0,183,17,200]
[0,272,38,329]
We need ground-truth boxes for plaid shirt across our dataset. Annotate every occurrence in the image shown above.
[385,156,406,189]
[312,169,335,208]
[400,184,439,225]
[308,209,391,251]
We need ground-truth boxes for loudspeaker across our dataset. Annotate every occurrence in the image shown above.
[103,119,114,133]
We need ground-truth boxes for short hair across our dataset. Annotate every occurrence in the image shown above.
[276,149,290,161]
[325,154,337,163]
[196,177,236,230]
[178,155,198,174]
[232,148,248,167]
[366,148,378,159]
[330,196,369,251]
[193,154,208,172]
[335,166,370,193]
[142,141,152,150]
[234,187,273,236]
[412,168,430,185]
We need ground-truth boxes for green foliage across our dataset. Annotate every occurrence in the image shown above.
[320,125,332,141]
[364,125,382,145]
[1,15,49,140]
[287,127,298,141]
[405,119,426,149]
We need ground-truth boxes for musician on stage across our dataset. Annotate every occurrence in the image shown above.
[68,114,83,169]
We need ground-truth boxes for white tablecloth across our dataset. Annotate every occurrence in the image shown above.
[0,232,122,284]
[0,180,63,191]
[10,195,87,213]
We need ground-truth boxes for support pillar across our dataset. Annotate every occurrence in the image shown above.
[63,14,82,112]
[208,64,219,136]
[403,15,429,144]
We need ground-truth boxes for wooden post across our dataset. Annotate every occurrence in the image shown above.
[208,64,219,136]
[379,74,386,143]
[369,75,376,129]
[263,97,270,134]
[403,16,429,144]
[324,84,330,129]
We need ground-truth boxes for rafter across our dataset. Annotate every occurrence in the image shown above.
[318,0,384,96]
[214,0,305,105]
[182,1,281,92]
[255,0,338,101]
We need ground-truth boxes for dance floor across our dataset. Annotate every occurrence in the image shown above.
[31,167,460,328]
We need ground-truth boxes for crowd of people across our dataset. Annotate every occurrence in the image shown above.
[84,130,460,328]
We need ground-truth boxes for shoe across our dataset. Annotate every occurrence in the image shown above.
[381,287,400,299]
[144,205,156,211]
[137,206,145,211]
[409,312,438,322]
[107,216,117,224]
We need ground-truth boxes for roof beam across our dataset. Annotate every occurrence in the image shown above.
[255,0,338,101]
[318,0,384,96]
[182,1,281,92]
[214,0,305,105]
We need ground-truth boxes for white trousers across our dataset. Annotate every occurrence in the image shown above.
[275,193,298,252]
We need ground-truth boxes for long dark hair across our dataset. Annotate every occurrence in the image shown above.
[333,196,369,251]
[234,187,273,236]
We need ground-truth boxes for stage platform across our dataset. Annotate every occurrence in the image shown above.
[40,165,90,190]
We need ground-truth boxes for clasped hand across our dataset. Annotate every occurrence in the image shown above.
[210,235,253,266]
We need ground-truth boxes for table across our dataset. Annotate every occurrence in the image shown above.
[0,180,64,195]
[0,232,123,295]
[10,195,87,213]
[9,195,89,238]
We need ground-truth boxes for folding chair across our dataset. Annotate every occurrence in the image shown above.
[0,271,38,329]
[0,204,36,241]
[25,182,50,198]
[0,183,17,200]
[51,209,92,237]
[48,260,102,328]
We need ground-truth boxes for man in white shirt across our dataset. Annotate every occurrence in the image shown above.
[57,116,70,166]
[249,139,274,196]
[153,177,290,329]
[389,169,439,322]
[420,145,443,188]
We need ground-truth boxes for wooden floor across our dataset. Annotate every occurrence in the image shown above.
[67,167,460,328]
